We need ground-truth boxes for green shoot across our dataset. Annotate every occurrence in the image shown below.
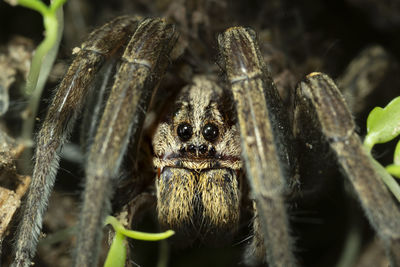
[6,0,67,96]
[363,96,400,202]
[364,96,400,151]
[104,216,174,267]
[386,140,400,178]
[5,0,67,170]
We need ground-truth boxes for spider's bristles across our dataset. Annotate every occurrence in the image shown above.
[12,16,142,267]
[295,73,400,264]
[74,18,178,266]
[152,75,242,245]
[218,27,297,266]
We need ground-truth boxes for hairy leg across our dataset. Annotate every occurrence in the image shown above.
[74,18,178,267]
[12,16,141,267]
[294,73,400,265]
[218,27,296,267]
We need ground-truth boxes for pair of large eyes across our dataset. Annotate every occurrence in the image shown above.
[177,123,219,142]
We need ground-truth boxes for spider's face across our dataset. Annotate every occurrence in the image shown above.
[152,75,242,243]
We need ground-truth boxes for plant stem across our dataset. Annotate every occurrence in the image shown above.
[105,216,175,241]
[369,155,400,202]
[104,231,127,267]
[17,0,48,15]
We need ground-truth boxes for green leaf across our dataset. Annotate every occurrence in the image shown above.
[364,96,400,152]
[121,228,175,241]
[386,164,400,178]
[105,216,174,242]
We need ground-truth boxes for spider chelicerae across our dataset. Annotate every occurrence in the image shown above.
[10,14,400,267]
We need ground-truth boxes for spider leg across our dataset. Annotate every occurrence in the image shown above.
[218,27,296,266]
[81,59,117,153]
[12,16,141,267]
[74,18,177,267]
[294,73,400,266]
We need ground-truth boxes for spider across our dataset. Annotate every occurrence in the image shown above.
[10,14,400,267]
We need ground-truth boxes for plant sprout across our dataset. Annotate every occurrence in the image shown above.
[6,0,67,95]
[104,216,174,267]
[363,96,400,201]
[5,0,66,147]
[385,137,400,178]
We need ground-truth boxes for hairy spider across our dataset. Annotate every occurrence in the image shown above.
[10,14,400,267]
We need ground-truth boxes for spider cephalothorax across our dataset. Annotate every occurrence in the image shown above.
[153,75,242,242]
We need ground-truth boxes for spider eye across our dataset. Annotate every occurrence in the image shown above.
[202,123,219,142]
[177,123,193,141]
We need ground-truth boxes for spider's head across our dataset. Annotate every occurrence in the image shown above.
[152,75,242,243]
[153,75,241,170]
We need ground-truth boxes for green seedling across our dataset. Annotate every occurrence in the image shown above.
[364,96,400,202]
[364,96,400,151]
[104,216,174,267]
[385,140,400,178]
[5,0,66,148]
[6,0,67,95]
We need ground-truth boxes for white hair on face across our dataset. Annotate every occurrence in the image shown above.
[153,75,241,170]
